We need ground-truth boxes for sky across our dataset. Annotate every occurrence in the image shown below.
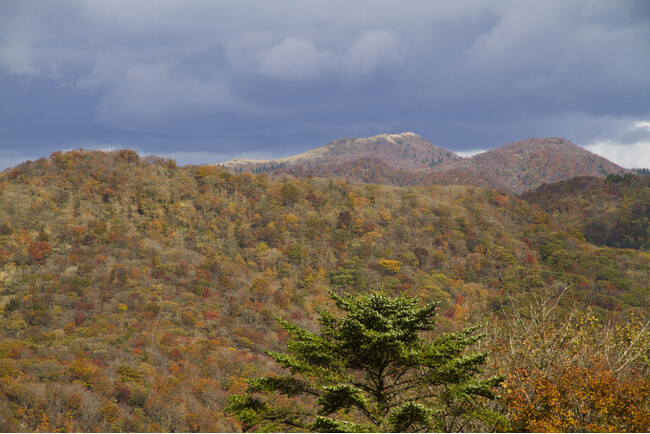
[1,0,650,170]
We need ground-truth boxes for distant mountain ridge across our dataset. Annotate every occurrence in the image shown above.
[422,137,631,193]
[221,132,460,173]
[221,134,630,193]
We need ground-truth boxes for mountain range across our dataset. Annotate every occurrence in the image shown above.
[222,133,629,193]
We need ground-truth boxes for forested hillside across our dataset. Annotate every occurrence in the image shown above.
[524,174,650,251]
[0,150,648,432]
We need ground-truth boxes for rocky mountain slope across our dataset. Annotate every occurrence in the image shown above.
[221,132,460,173]
[223,135,630,194]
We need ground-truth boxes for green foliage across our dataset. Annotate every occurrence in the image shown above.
[329,258,367,292]
[281,182,303,205]
[227,291,503,432]
[605,173,633,184]
[287,243,307,263]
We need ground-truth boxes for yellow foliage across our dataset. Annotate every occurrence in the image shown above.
[196,165,218,182]
[348,192,372,210]
[379,207,392,221]
[63,323,75,335]
[361,230,383,246]
[14,230,32,245]
[85,178,101,192]
[282,213,299,225]
[379,259,401,274]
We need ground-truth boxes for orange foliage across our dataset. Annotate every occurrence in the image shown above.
[503,365,650,432]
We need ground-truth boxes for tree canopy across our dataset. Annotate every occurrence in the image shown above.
[1,150,648,431]
[227,291,504,432]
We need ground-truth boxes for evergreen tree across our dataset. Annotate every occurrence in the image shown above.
[227,291,504,432]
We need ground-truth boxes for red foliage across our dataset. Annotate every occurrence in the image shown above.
[306,193,324,206]
[27,241,51,262]
[74,312,87,326]
[524,254,536,264]
[76,301,95,311]
[116,385,131,403]
[196,269,211,280]
[102,188,116,200]
[413,247,429,261]
[170,349,183,361]
[204,310,219,320]
[337,210,352,226]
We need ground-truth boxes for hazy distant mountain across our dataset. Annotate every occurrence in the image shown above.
[424,138,630,193]
[221,132,460,173]
[223,135,630,193]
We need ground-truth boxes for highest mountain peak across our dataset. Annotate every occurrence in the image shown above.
[222,132,460,173]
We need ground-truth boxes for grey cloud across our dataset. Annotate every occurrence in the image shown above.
[256,30,405,80]
[620,123,650,145]
[94,62,246,132]
[0,0,649,167]
[257,38,335,79]
[344,30,404,74]
[584,120,650,168]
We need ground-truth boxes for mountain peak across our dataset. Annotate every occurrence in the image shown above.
[501,137,580,150]
[221,134,629,193]
[426,137,629,193]
[222,132,460,173]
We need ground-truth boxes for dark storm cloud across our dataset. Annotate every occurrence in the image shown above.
[1,0,649,168]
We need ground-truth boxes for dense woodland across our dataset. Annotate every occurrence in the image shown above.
[0,150,648,432]
[524,174,650,252]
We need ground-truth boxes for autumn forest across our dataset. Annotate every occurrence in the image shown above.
[0,149,649,432]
